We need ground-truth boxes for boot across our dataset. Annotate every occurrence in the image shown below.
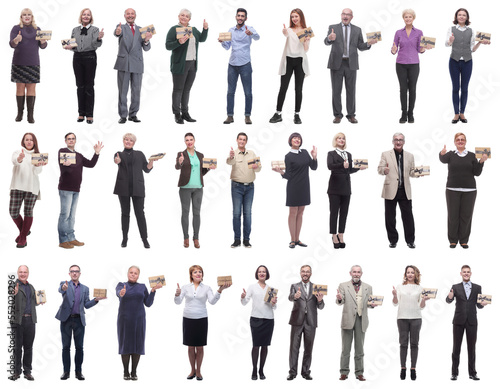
[16,216,33,248]
[15,95,25,122]
[26,96,36,124]
[13,215,23,242]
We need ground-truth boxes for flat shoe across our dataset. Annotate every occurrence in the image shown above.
[295,240,307,247]
[196,376,203,381]
[187,374,196,380]
[289,241,296,249]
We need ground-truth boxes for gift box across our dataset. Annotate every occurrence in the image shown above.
[247,157,261,169]
[475,32,491,42]
[296,27,314,42]
[264,287,278,303]
[148,275,166,288]
[176,27,193,39]
[139,25,156,39]
[219,32,232,41]
[61,38,77,48]
[31,153,48,165]
[421,288,437,299]
[93,289,107,298]
[35,290,46,304]
[477,294,492,304]
[312,284,327,295]
[368,295,384,306]
[420,36,436,47]
[149,153,166,161]
[36,30,52,40]
[271,161,285,170]
[217,276,232,287]
[353,159,368,168]
[59,152,76,164]
[475,147,491,159]
[202,158,217,168]
[412,166,430,177]
[366,31,382,41]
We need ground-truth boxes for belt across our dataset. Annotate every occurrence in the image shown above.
[22,314,32,317]
[232,180,253,186]
[342,57,349,60]
[70,314,81,318]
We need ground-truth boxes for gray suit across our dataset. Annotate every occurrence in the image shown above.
[288,282,325,377]
[324,23,370,118]
[336,280,373,376]
[114,23,151,118]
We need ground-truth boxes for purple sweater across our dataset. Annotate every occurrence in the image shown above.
[10,25,47,66]
[58,148,99,192]
[393,27,423,64]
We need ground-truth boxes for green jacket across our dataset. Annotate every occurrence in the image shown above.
[165,25,208,74]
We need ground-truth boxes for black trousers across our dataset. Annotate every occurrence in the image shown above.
[396,63,419,115]
[119,196,147,240]
[328,194,351,234]
[13,317,36,375]
[276,56,305,112]
[73,51,97,117]
[397,318,422,369]
[385,187,415,244]
[452,322,477,376]
[445,189,476,244]
[172,60,197,115]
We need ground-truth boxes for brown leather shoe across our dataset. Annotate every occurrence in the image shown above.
[347,117,358,124]
[183,239,189,248]
[69,239,85,246]
[333,116,342,124]
[356,375,366,381]
[223,116,234,124]
[59,242,74,249]
[193,239,200,249]
[339,374,348,380]
[245,116,252,124]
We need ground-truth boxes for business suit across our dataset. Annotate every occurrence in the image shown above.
[288,282,325,377]
[324,23,370,119]
[446,282,484,377]
[55,281,98,374]
[377,149,416,244]
[336,281,372,376]
[113,23,151,119]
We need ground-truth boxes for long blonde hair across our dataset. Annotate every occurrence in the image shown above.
[19,8,38,29]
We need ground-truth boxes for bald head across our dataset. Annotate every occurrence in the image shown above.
[124,8,136,24]
[17,265,29,283]
[341,8,353,25]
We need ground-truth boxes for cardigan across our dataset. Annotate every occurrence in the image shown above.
[175,149,209,187]
[165,25,208,74]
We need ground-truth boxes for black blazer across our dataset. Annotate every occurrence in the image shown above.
[12,279,37,325]
[113,150,152,197]
[446,282,483,326]
[327,150,359,195]
[175,149,209,187]
[288,282,325,327]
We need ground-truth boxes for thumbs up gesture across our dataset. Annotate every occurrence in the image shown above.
[294,286,302,300]
[119,284,127,297]
[178,152,184,165]
[175,283,181,297]
[449,33,455,44]
[282,23,288,36]
[229,147,235,159]
[62,281,69,291]
[391,42,398,54]
[14,31,23,44]
[14,282,19,296]
[392,286,397,298]
[440,144,447,156]
[115,23,122,36]
[241,288,247,299]
[336,288,342,301]
[98,28,104,39]
[328,28,336,41]
[343,159,349,169]
[245,25,252,36]
[114,152,121,164]
[311,145,317,160]
[17,149,25,163]
[203,19,208,30]
[448,288,454,299]
[384,163,390,175]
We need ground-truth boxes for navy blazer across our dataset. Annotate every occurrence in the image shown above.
[55,281,98,326]
[446,282,483,326]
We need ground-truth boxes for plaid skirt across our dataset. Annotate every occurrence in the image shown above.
[11,64,40,83]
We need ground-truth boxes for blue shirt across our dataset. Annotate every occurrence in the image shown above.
[221,25,260,66]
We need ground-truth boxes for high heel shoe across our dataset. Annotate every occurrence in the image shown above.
[332,236,340,249]
[337,234,346,249]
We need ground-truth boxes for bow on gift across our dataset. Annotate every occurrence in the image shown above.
[181,28,192,37]
[152,277,165,284]
[206,160,216,165]
[37,291,45,297]
[369,33,381,40]
[476,33,490,41]
[297,28,313,40]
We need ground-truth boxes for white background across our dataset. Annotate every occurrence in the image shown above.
[1,0,499,388]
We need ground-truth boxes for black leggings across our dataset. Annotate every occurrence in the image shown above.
[276,56,305,112]
[396,63,419,115]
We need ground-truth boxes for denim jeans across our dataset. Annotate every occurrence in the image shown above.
[227,62,252,116]
[58,190,79,243]
[61,316,85,373]
[449,58,473,114]
[231,181,254,240]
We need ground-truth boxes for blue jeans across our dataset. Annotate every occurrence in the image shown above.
[231,181,254,240]
[61,316,85,373]
[58,190,79,243]
[449,58,473,114]
[227,62,252,116]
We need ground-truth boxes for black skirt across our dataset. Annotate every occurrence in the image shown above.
[11,64,40,83]
[250,317,274,347]
[183,317,208,346]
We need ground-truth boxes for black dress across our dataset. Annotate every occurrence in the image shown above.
[283,150,317,206]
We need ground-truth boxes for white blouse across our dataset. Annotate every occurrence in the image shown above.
[393,284,424,319]
[279,27,310,76]
[10,148,42,199]
[174,282,220,319]
[241,283,277,319]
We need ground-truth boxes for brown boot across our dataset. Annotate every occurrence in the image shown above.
[26,96,36,123]
[15,95,25,122]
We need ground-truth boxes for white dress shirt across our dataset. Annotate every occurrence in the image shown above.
[241,283,276,319]
[174,282,220,319]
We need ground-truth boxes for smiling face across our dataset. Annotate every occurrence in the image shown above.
[236,11,247,27]
[21,10,33,25]
[69,266,81,283]
[300,266,311,283]
[184,135,195,149]
[291,136,302,149]
[393,135,405,152]
[192,269,203,283]
[237,135,247,150]
[17,265,29,283]
[341,9,353,25]
[124,8,136,24]
[65,134,76,150]
[460,267,471,282]
[23,134,34,151]
[127,267,140,283]
[405,267,415,283]
[350,266,362,283]
[81,9,92,26]
[257,267,268,282]
[456,10,468,25]
[178,11,191,27]
[403,13,414,26]
[454,134,466,151]
[123,136,135,149]
[336,134,346,149]
[291,12,300,26]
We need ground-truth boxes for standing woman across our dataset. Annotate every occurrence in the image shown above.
[116,266,162,380]
[273,132,317,248]
[113,133,154,249]
[10,133,46,248]
[391,9,432,124]
[175,133,215,249]
[446,8,490,124]
[241,265,277,380]
[174,265,231,380]
[439,133,487,248]
[392,265,429,381]
[269,8,310,125]
[327,133,366,249]
[64,8,104,124]
[166,9,208,124]
[10,8,48,123]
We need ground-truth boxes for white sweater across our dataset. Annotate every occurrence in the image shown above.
[393,284,424,319]
[10,148,42,199]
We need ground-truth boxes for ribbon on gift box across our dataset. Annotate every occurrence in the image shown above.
[297,28,313,40]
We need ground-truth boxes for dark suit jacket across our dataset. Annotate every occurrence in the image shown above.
[113,23,151,73]
[12,279,37,325]
[327,150,359,195]
[446,282,483,326]
[175,150,209,187]
[113,149,152,197]
[288,282,325,327]
[55,281,98,326]
[324,23,370,70]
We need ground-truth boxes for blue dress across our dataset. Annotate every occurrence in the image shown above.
[116,282,155,355]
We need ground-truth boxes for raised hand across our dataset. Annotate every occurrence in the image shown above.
[449,33,455,44]
[311,145,317,160]
[391,42,397,54]
[229,147,235,159]
[336,288,342,301]
[14,31,23,44]
[62,281,69,291]
[203,19,208,30]
[14,282,19,296]
[175,283,181,297]
[114,153,121,164]
[328,28,336,41]
[392,286,397,298]
[294,286,302,300]
[94,141,104,154]
[17,149,25,163]
[245,26,252,36]
[384,163,390,175]
[115,23,122,36]
[178,152,184,165]
[119,284,126,297]
[282,23,287,36]
[440,144,447,156]
[98,28,104,39]
[241,288,246,299]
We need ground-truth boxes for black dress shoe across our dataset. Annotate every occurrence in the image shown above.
[337,235,346,249]
[24,373,34,381]
[469,375,480,380]
[121,238,128,248]
[128,116,141,123]
[124,373,130,380]
[251,373,257,380]
[259,371,266,380]
[143,239,150,249]
[332,236,340,249]
[187,374,196,380]
[451,375,457,380]
[175,113,184,124]
[196,376,203,381]
[75,372,85,380]
[289,241,296,249]
[61,372,70,380]
[400,368,406,380]
[389,243,397,248]
[118,117,126,124]
[287,374,296,380]
[294,113,302,124]
[269,113,282,123]
[410,369,416,380]
[77,117,85,122]
[461,243,469,249]
[452,117,459,124]
[181,112,196,122]
[302,373,313,380]
[408,115,415,123]
[9,374,20,381]
[450,243,457,248]
[131,373,138,381]
[459,116,468,123]
[87,119,93,124]
[407,243,416,249]
[231,239,241,248]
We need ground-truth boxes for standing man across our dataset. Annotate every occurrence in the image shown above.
[336,265,376,381]
[324,8,377,124]
[226,132,261,248]
[56,265,105,380]
[446,265,487,381]
[114,8,153,124]
[58,133,103,249]
[10,265,43,381]
[220,8,259,125]
[287,265,325,381]
[377,132,418,249]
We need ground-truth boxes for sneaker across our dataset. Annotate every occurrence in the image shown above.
[293,114,302,124]
[231,239,241,248]
[243,240,252,248]
[269,113,282,123]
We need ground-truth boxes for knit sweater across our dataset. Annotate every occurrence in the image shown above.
[11,148,42,198]
[439,151,483,189]
[393,284,423,319]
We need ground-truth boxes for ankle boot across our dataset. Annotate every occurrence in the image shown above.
[13,215,23,242]
[26,96,36,123]
[15,95,25,122]
[17,216,33,248]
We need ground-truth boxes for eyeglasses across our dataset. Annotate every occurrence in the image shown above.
[69,270,80,274]
[341,13,353,17]
[393,139,405,143]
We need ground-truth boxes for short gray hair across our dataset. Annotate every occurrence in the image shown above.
[179,8,192,18]
[393,132,405,141]
[402,9,416,19]
[350,265,362,272]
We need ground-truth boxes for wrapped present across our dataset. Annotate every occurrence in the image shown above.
[31,153,48,165]
[368,295,384,306]
[247,157,261,169]
[61,38,77,48]
[352,159,368,168]
[217,276,232,287]
[264,287,278,303]
[59,152,76,164]
[219,32,232,41]
[35,290,46,304]
[271,160,285,170]
[475,32,491,42]
[412,166,430,177]
[149,153,166,161]
[202,158,217,168]
[36,30,52,40]
[475,147,491,159]
[477,294,492,304]
[312,284,327,295]
[366,31,382,41]
[139,25,156,39]
[421,288,437,299]
[93,289,107,298]
[420,36,436,47]
[296,27,314,42]
[149,275,166,288]
[176,27,193,39]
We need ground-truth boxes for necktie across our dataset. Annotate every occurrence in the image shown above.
[343,25,348,57]
[130,24,135,36]
[465,283,471,299]
[398,154,403,187]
